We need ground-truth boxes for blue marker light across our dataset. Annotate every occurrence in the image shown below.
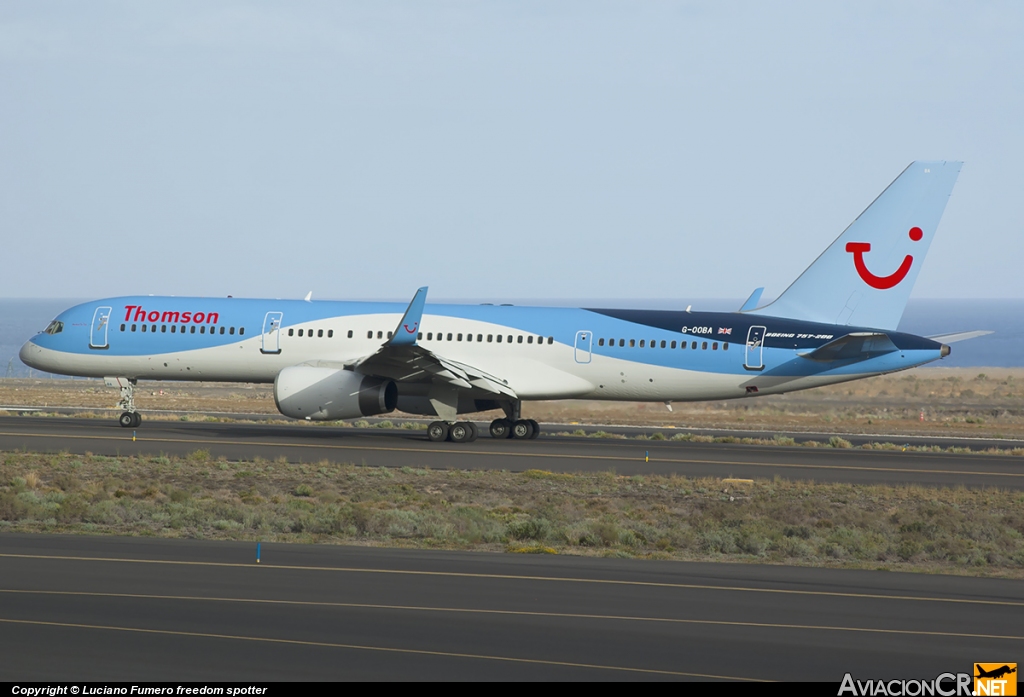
[256,542,261,564]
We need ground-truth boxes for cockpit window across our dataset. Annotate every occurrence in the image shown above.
[43,320,64,335]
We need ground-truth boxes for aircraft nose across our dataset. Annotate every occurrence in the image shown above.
[19,339,42,369]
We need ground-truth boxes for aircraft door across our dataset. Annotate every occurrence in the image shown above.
[744,325,766,371]
[261,312,283,355]
[89,306,112,349]
[574,330,592,364]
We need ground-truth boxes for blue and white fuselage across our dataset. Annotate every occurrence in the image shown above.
[19,161,979,440]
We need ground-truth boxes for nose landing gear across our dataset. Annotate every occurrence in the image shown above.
[106,377,141,428]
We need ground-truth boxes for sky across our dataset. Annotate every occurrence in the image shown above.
[1,2,1022,302]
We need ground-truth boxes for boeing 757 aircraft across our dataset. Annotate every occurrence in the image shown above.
[21,161,985,443]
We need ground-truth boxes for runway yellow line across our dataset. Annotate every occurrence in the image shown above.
[2,553,1021,608]
[0,617,762,680]
[2,589,1020,642]
[1,429,1021,479]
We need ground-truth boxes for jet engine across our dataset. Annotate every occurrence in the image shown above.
[274,366,397,420]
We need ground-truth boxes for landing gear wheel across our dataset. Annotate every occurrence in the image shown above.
[489,419,512,439]
[527,419,540,439]
[511,419,535,440]
[449,422,474,443]
[119,412,135,428]
[427,421,450,443]
[132,412,142,427]
[465,422,478,442]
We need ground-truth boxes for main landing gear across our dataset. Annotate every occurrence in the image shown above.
[108,377,142,428]
[427,421,478,443]
[489,400,539,440]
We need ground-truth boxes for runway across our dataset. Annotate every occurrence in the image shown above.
[0,534,1019,681]
[2,415,1024,488]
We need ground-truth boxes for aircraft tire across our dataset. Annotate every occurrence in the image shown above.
[489,419,512,439]
[427,421,449,443]
[119,412,134,428]
[527,419,540,439]
[465,422,478,442]
[511,419,535,440]
[449,422,473,443]
[132,412,142,427]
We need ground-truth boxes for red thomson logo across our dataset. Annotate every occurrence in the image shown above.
[123,305,219,325]
[845,227,923,290]
[404,322,418,334]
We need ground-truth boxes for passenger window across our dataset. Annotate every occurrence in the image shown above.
[239,327,244,335]
[680,340,686,349]
[220,327,225,335]
[517,336,523,344]
[702,341,707,350]
[328,330,333,338]
[507,335,513,343]
[172,325,177,333]
[691,341,697,349]
[428,333,433,340]
[377,331,383,339]
[660,340,666,348]
[120,324,126,332]
[447,333,453,341]
[713,342,718,350]
[466,334,472,342]
[496,335,502,343]
[650,340,656,349]
[289,329,294,336]
[131,324,137,332]
[298,329,303,337]
[527,336,533,344]
[200,326,206,334]
[629,339,635,347]
[142,324,147,333]
[639,340,645,347]
[458,333,463,341]
[229,327,235,335]
[190,326,196,334]
[547,337,553,345]
[478,334,484,342]
[487,335,493,343]
[619,339,625,347]
[670,341,676,349]
[387,331,393,339]
[318,329,324,338]
[367,331,373,339]
[723,342,729,351]
[598,338,604,346]
[347,330,353,338]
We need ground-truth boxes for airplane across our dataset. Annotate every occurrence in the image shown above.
[20,161,987,444]
[975,665,1017,680]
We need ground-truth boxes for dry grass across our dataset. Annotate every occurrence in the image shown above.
[2,450,1022,578]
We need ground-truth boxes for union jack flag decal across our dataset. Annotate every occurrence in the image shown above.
[718,327,732,335]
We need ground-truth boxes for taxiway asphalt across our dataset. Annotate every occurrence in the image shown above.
[1,415,1023,488]
[0,533,1019,681]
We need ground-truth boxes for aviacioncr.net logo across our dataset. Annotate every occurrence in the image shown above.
[839,672,972,696]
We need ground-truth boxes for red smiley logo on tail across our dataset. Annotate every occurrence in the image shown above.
[846,227,923,290]
[404,322,418,334]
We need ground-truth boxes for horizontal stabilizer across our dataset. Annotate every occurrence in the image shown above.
[798,332,899,362]
[738,288,765,312]
[927,330,993,344]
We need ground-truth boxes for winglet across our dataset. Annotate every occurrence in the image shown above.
[738,287,764,312]
[388,287,428,346]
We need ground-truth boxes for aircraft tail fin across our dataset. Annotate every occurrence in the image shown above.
[749,161,962,330]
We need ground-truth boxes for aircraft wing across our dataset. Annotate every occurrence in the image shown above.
[798,332,899,362]
[349,287,517,399]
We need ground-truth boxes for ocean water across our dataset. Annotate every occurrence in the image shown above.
[0,297,1019,378]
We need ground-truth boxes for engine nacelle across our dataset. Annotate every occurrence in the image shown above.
[274,366,397,420]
